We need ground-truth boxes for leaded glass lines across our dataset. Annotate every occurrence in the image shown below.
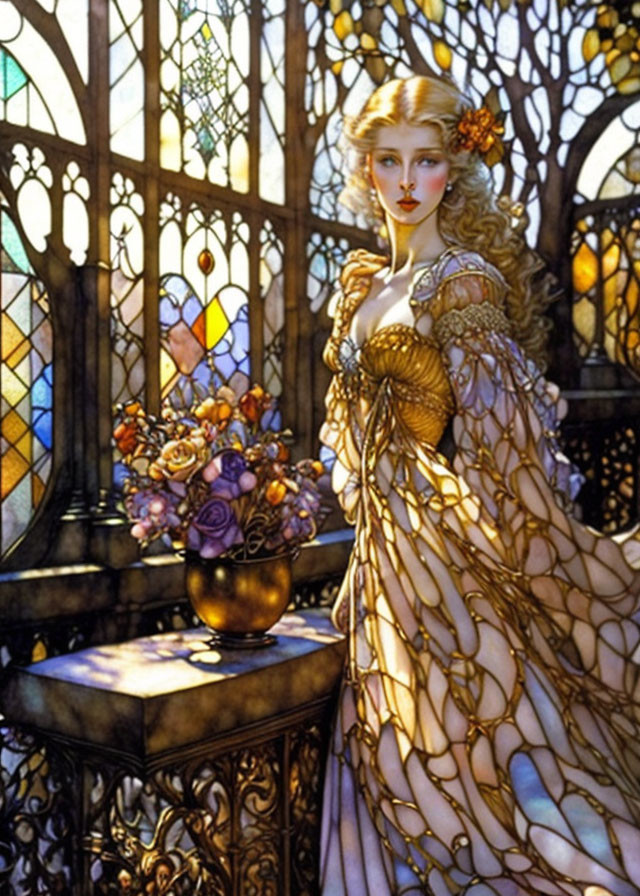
[259,0,285,205]
[109,0,145,160]
[158,197,250,399]
[159,0,251,190]
[260,221,284,420]
[572,206,640,375]
[110,173,145,410]
[0,203,53,557]
[305,0,640,261]
[0,9,86,144]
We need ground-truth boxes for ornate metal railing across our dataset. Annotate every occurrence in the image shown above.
[1,603,346,896]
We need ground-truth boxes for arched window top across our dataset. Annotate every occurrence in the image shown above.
[1,14,85,144]
[576,100,640,202]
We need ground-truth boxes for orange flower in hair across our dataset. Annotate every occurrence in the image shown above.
[455,106,504,157]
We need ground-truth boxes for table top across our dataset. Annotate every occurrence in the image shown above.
[1,608,346,764]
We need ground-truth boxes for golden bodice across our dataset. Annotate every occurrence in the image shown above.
[323,246,513,449]
[323,249,456,447]
[358,324,454,446]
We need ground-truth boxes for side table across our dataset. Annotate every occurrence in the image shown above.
[1,608,346,896]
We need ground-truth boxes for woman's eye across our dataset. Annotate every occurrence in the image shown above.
[378,156,397,168]
[417,156,438,167]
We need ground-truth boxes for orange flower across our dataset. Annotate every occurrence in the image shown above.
[239,385,271,423]
[194,396,233,428]
[113,420,139,456]
[455,106,504,155]
[275,441,290,462]
[265,480,287,505]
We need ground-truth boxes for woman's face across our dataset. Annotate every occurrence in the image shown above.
[368,122,450,228]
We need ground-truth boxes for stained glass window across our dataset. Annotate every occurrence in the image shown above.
[110,173,145,408]
[260,0,286,204]
[158,200,250,398]
[159,0,251,189]
[572,99,640,374]
[110,0,145,159]
[0,23,85,143]
[0,200,53,556]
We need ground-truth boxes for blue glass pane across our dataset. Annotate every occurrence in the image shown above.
[0,50,28,102]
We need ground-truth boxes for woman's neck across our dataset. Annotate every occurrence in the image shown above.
[386,213,448,272]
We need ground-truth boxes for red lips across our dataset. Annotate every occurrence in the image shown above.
[397,198,419,211]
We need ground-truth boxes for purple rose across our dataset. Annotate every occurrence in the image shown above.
[202,449,257,499]
[187,497,244,559]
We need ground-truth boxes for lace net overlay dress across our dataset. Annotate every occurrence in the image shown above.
[319,247,640,896]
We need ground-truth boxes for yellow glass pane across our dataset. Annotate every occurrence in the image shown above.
[624,277,639,317]
[15,431,32,463]
[334,10,354,40]
[1,313,25,361]
[2,365,29,404]
[433,40,452,70]
[573,296,596,343]
[601,238,621,279]
[626,329,640,350]
[160,346,177,392]
[418,0,444,21]
[6,337,31,370]
[31,639,47,662]
[572,241,598,294]
[32,472,45,506]
[2,409,28,445]
[2,445,28,498]
[205,297,229,349]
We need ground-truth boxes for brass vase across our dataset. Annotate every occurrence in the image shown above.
[185,551,292,648]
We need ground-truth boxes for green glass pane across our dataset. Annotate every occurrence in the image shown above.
[0,50,28,102]
[1,213,32,274]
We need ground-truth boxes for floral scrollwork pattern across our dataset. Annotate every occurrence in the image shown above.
[83,739,304,895]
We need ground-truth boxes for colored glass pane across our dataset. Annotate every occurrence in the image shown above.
[0,204,53,556]
[1,50,27,101]
[159,199,250,399]
[572,90,640,374]
[159,0,250,189]
[1,17,85,143]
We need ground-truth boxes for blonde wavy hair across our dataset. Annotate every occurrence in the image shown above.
[339,75,554,369]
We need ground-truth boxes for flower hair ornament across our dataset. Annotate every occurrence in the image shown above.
[454,104,505,165]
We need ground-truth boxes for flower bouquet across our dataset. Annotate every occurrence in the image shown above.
[113,383,327,561]
[114,383,329,646]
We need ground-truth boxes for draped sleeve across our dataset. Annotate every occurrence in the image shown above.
[429,253,640,694]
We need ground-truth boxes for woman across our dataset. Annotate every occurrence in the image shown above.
[319,75,640,896]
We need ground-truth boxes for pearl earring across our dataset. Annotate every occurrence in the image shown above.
[445,181,453,193]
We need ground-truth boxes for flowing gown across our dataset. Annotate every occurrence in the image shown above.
[319,246,640,896]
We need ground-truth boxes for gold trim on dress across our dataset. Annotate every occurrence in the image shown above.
[433,301,512,346]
